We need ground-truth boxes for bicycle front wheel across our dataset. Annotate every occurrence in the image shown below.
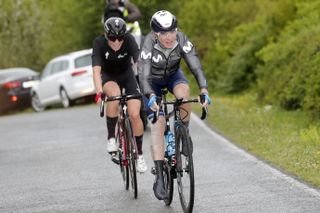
[175,124,194,213]
[125,118,138,199]
[117,127,129,190]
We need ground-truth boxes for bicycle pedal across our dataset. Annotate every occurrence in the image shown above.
[151,167,156,175]
[111,156,120,165]
[108,151,117,155]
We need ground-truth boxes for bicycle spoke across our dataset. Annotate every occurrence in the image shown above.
[125,118,138,199]
[118,129,129,190]
[176,125,194,213]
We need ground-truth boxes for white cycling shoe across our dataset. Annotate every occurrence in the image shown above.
[137,155,147,173]
[107,138,117,153]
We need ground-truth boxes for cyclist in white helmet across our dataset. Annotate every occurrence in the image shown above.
[138,10,211,200]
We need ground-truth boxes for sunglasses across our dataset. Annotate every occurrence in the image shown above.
[159,28,177,36]
[108,35,124,42]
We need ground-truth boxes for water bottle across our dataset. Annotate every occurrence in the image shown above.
[165,131,175,157]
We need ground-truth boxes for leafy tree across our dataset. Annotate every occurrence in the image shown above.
[0,0,45,70]
[257,0,320,117]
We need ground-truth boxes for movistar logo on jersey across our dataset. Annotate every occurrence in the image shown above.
[118,53,128,59]
[183,41,193,53]
[140,51,152,60]
[152,54,163,63]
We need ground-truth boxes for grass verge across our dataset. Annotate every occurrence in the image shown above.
[193,93,320,188]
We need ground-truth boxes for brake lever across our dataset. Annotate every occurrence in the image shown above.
[200,107,208,120]
[151,96,161,124]
[199,94,208,120]
[99,93,106,118]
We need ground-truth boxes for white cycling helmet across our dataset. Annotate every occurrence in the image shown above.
[150,10,177,33]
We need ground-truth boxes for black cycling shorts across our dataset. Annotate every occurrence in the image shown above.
[101,68,140,95]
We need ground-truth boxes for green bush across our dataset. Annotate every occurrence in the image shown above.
[257,0,320,117]
[0,0,104,71]
[178,0,259,92]
[203,0,295,93]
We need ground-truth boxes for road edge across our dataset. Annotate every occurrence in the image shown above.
[191,113,320,199]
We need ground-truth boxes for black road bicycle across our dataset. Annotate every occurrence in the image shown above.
[100,91,141,199]
[152,88,207,213]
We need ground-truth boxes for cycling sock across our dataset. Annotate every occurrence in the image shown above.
[135,135,143,155]
[106,116,118,139]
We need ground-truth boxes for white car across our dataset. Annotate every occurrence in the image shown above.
[31,49,95,112]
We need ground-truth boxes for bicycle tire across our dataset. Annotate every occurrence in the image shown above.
[175,124,194,213]
[163,159,174,206]
[125,118,138,198]
[117,125,129,190]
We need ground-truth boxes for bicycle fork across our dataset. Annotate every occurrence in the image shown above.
[111,122,128,166]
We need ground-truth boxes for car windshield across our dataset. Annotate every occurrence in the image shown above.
[74,54,91,68]
[0,68,37,84]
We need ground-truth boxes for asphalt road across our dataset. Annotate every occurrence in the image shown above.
[0,105,319,213]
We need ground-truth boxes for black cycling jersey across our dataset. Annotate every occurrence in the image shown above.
[92,34,139,75]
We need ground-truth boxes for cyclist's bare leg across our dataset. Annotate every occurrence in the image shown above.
[127,99,143,136]
[173,83,191,124]
[150,116,166,160]
[128,99,147,172]
[103,82,120,153]
[173,83,192,156]
[103,81,120,117]
[150,116,166,200]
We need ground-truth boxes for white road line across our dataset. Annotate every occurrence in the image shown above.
[191,113,320,198]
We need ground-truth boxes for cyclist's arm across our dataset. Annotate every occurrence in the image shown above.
[127,34,139,76]
[178,32,208,91]
[92,37,104,94]
[128,34,139,63]
[93,66,103,94]
[138,32,155,96]
[125,2,141,22]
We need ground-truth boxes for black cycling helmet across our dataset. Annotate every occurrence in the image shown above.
[150,10,177,33]
[104,17,127,37]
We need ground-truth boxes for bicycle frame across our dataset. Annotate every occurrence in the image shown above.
[99,91,141,198]
[153,88,207,212]
[117,101,129,166]
[104,93,141,162]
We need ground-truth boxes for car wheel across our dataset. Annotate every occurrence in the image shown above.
[60,88,71,108]
[31,93,45,112]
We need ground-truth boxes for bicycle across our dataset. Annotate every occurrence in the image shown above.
[152,88,207,213]
[99,91,142,199]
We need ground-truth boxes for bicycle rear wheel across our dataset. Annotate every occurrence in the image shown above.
[117,127,129,190]
[175,124,194,213]
[163,158,174,205]
[125,118,138,198]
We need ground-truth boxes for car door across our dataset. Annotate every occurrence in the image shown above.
[37,61,61,105]
[54,60,70,96]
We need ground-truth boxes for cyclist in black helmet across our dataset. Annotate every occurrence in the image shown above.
[138,10,211,200]
[92,17,147,173]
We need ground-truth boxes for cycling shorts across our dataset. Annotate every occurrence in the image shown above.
[147,69,189,119]
[101,68,140,95]
[151,69,189,96]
